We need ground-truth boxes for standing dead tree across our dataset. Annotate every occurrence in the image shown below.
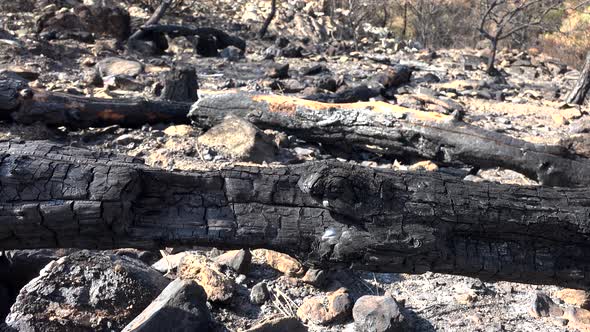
[478,0,563,75]
[567,50,590,105]
[258,0,277,39]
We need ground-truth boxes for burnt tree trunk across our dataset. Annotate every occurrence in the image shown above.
[1,140,590,288]
[0,78,191,128]
[189,92,590,187]
[567,51,590,105]
[258,0,277,39]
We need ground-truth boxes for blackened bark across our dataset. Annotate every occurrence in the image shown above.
[258,0,277,39]
[1,140,590,288]
[0,81,191,128]
[567,51,590,105]
[189,92,590,187]
[139,25,246,55]
[129,0,173,41]
[159,67,199,102]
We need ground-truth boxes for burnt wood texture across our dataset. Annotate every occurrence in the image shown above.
[190,92,590,187]
[0,76,191,127]
[1,140,590,288]
[3,76,590,187]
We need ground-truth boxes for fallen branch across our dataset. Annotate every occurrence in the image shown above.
[189,92,590,187]
[139,24,246,56]
[1,140,590,288]
[0,77,191,128]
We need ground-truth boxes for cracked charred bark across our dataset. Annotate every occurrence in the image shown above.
[1,140,590,288]
[189,92,590,187]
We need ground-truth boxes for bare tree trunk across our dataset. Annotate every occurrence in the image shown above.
[486,37,499,75]
[402,1,408,39]
[567,51,590,105]
[258,0,277,39]
[2,140,590,288]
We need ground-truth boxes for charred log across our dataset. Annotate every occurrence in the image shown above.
[137,25,246,57]
[190,92,590,187]
[1,140,590,288]
[0,79,190,128]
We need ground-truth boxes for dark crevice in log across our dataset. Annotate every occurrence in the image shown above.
[1,140,590,288]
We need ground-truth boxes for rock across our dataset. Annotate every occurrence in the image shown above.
[282,45,304,58]
[97,57,143,78]
[555,289,590,309]
[455,289,478,305]
[104,75,145,91]
[151,252,189,274]
[297,287,352,325]
[408,160,439,172]
[529,292,564,318]
[262,250,305,276]
[552,114,569,126]
[220,46,244,61]
[561,134,590,158]
[243,315,307,332]
[4,251,169,332]
[463,54,486,71]
[266,63,290,79]
[197,115,278,163]
[353,295,406,332]
[263,46,282,60]
[301,268,327,287]
[301,64,328,76]
[178,253,235,302]
[250,282,269,305]
[563,307,590,332]
[1,249,75,290]
[83,69,103,87]
[213,249,251,273]
[112,248,158,265]
[113,133,143,146]
[316,77,338,92]
[421,73,440,83]
[121,279,210,332]
[375,65,412,89]
[37,4,131,40]
[275,36,290,48]
[163,125,198,137]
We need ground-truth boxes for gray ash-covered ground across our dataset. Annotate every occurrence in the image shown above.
[1,0,589,331]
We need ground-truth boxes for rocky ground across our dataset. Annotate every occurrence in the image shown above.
[1,0,590,331]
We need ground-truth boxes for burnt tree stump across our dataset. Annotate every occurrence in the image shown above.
[158,67,199,102]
